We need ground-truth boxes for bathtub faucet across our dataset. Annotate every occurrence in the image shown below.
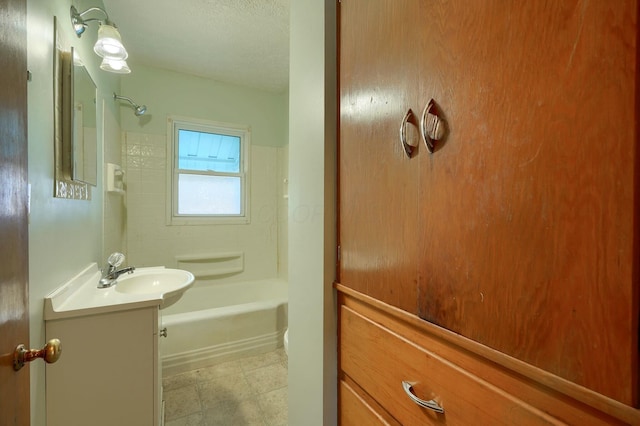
[98,252,135,288]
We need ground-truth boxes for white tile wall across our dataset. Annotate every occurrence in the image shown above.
[123,131,287,283]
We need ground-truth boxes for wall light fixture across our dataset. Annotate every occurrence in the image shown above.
[70,5,131,74]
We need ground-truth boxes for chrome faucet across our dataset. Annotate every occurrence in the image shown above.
[98,252,135,288]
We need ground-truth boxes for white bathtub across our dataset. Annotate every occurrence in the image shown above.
[160,278,288,375]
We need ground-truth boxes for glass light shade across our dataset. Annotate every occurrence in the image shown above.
[94,24,128,60]
[100,58,131,74]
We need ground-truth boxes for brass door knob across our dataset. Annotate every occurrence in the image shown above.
[13,338,62,371]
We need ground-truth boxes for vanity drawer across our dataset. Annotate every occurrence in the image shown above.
[339,305,560,425]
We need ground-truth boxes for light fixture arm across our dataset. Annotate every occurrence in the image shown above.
[70,5,132,74]
[70,5,115,37]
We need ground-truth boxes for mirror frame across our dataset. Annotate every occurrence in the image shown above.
[53,16,94,200]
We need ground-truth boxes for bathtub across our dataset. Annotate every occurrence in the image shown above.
[160,278,288,376]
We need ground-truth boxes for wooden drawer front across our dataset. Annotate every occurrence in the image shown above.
[340,380,399,425]
[340,306,560,425]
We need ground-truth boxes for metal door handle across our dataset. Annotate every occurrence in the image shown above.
[399,109,419,158]
[402,381,444,413]
[420,99,445,153]
[13,339,62,371]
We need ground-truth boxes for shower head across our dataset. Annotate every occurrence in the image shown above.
[134,104,147,116]
[113,93,147,116]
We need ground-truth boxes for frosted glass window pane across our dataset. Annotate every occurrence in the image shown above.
[178,174,241,215]
[178,130,240,173]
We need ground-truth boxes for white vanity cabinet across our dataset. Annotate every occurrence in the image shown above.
[43,263,193,425]
[45,306,161,426]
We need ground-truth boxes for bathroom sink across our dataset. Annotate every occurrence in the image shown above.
[115,268,195,308]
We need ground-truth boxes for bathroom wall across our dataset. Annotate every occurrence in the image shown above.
[26,0,121,424]
[277,141,289,282]
[288,0,337,423]
[118,65,289,281]
[103,102,125,259]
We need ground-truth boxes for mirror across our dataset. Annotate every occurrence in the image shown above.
[53,16,96,200]
[69,52,98,186]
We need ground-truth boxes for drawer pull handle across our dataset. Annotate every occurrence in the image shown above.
[420,99,445,153]
[402,381,444,414]
[399,109,418,158]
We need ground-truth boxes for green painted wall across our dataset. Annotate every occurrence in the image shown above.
[119,64,288,147]
[27,0,120,424]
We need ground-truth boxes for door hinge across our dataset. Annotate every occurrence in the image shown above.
[337,245,341,262]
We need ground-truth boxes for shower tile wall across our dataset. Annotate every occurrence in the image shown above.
[123,131,287,280]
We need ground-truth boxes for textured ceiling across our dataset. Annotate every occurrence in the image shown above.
[102,0,290,92]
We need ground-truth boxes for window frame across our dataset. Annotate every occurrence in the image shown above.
[166,115,251,225]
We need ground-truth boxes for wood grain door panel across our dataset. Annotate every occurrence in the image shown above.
[339,0,639,408]
[415,0,639,405]
[0,0,30,423]
[339,0,422,312]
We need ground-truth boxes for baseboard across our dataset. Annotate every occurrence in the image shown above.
[162,331,284,376]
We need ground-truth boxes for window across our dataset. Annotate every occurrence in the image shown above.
[167,116,250,225]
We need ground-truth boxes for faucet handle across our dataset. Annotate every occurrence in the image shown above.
[107,252,125,268]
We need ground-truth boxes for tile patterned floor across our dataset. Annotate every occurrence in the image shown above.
[163,349,288,426]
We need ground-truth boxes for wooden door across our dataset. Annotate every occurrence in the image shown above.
[339,0,422,313]
[415,1,638,406]
[0,0,30,424]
